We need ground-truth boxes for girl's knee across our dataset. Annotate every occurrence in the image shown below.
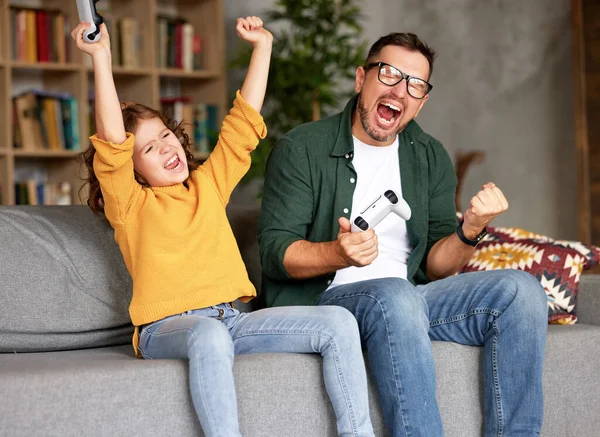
[317,306,361,338]
[188,319,234,357]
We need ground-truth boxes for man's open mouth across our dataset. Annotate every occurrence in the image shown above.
[377,102,402,126]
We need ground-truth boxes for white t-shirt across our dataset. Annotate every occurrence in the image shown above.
[328,136,412,289]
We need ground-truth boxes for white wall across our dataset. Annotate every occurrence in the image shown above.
[225,0,577,239]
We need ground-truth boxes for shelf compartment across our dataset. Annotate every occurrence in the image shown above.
[99,0,155,69]
[14,156,83,205]
[9,0,82,64]
[89,73,155,109]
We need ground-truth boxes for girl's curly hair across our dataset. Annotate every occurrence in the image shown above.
[78,103,201,215]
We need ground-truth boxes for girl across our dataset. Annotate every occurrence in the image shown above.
[72,18,374,437]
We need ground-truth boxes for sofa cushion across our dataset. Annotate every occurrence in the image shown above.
[0,206,134,352]
[459,226,600,324]
[1,325,599,437]
[0,205,263,352]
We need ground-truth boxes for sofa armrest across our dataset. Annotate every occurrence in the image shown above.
[577,274,600,326]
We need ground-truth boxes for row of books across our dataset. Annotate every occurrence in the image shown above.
[160,98,219,154]
[14,181,72,206]
[13,91,80,151]
[157,17,203,71]
[99,16,142,69]
[8,7,204,71]
[10,8,70,63]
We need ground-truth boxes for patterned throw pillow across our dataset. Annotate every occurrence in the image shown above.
[458,226,600,324]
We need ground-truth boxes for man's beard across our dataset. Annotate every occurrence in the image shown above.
[357,92,406,143]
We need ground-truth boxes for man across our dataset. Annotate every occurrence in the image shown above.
[258,32,547,437]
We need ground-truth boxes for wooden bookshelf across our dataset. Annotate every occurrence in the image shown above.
[0,0,226,205]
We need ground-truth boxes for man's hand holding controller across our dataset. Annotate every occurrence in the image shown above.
[335,190,411,268]
[351,190,411,232]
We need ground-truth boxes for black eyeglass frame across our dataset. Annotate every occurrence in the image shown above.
[363,62,433,99]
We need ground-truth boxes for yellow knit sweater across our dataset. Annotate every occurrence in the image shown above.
[90,91,266,354]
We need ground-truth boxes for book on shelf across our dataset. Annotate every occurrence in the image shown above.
[10,7,70,63]
[81,14,139,68]
[13,166,72,206]
[14,181,72,205]
[157,16,203,71]
[13,90,80,151]
[119,17,141,68]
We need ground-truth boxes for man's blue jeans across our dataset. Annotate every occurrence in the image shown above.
[138,303,375,437]
[318,269,548,437]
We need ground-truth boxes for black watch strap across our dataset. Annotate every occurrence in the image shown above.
[456,220,487,247]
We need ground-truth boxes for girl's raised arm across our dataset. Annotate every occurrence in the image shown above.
[71,22,126,144]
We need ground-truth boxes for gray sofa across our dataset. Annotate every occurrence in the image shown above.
[1,205,599,437]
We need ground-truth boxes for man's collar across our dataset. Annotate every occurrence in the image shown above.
[331,95,359,157]
[330,95,424,157]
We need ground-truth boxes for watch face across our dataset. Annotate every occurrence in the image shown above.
[475,229,488,245]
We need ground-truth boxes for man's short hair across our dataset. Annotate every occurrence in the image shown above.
[366,33,437,80]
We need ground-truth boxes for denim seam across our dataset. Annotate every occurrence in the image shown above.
[320,292,412,437]
[429,308,502,327]
[492,320,503,437]
[235,328,360,436]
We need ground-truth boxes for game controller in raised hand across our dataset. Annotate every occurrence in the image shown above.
[76,0,104,43]
[351,190,412,232]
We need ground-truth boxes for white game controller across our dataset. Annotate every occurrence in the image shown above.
[351,190,412,232]
[76,0,104,43]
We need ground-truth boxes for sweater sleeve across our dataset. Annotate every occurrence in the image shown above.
[196,90,267,206]
[90,132,142,225]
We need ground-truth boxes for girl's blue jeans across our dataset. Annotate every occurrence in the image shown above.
[138,304,375,437]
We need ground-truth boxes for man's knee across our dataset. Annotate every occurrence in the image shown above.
[343,278,429,335]
[363,278,427,316]
[494,269,548,322]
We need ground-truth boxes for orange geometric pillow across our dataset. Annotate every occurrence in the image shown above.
[458,226,600,324]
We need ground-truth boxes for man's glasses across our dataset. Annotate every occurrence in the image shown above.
[363,62,432,99]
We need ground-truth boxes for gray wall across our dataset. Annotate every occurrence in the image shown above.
[225,0,577,240]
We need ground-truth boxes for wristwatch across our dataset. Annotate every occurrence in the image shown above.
[456,220,487,247]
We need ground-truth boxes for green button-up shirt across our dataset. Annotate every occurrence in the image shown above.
[258,95,458,307]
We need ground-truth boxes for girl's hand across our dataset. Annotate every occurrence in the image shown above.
[236,16,273,47]
[71,22,111,59]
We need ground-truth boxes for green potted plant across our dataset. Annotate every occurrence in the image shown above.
[230,0,368,183]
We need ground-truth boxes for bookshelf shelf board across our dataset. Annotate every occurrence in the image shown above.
[113,66,155,76]
[0,149,8,156]
[10,62,81,72]
[86,66,155,77]
[158,69,220,80]
[13,150,80,158]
